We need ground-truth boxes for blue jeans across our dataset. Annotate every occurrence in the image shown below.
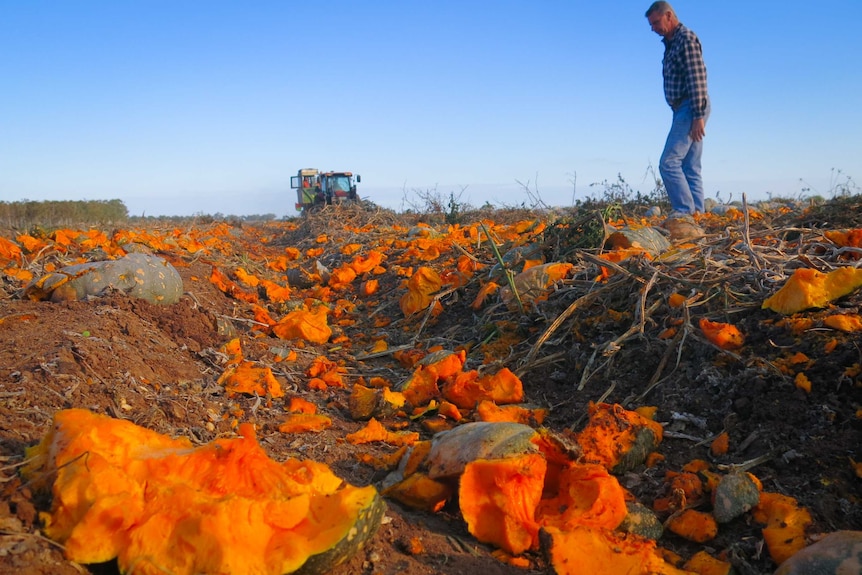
[659,99,710,214]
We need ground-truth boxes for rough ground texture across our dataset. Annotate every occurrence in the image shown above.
[1,198,860,575]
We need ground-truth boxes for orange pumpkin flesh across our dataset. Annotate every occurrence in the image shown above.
[272,306,332,344]
[698,318,745,350]
[278,413,333,433]
[399,367,441,408]
[24,409,384,575]
[348,383,406,420]
[415,420,632,561]
[823,313,862,332]
[379,403,802,573]
[382,472,453,513]
[683,550,732,575]
[762,266,862,314]
[535,463,627,532]
[475,400,547,425]
[666,509,718,543]
[541,526,691,575]
[752,492,813,565]
[575,402,664,473]
[459,453,547,555]
[441,367,524,409]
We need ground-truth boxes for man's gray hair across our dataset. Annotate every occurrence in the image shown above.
[645,1,674,17]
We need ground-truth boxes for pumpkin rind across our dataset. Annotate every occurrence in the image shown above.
[712,471,760,523]
[24,253,183,304]
[618,501,664,541]
[291,493,387,575]
[425,421,538,479]
[774,530,862,575]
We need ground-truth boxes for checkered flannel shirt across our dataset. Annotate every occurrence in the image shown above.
[662,24,709,119]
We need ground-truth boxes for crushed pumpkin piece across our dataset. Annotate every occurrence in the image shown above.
[22,409,385,575]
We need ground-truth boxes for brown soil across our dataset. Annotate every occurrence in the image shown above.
[1,199,861,575]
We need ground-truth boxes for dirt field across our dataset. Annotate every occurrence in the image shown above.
[1,199,860,575]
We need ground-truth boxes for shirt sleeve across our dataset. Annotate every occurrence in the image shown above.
[681,34,708,119]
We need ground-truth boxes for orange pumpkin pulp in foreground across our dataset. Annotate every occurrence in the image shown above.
[23,409,385,575]
[541,526,692,575]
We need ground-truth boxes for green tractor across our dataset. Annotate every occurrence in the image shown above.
[291,168,361,212]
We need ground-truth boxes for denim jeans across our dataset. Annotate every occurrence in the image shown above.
[659,98,710,214]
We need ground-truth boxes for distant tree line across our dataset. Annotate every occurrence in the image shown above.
[0,199,129,228]
[0,199,284,229]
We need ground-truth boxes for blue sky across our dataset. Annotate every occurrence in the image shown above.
[2,1,860,217]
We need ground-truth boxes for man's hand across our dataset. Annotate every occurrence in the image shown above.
[690,118,706,142]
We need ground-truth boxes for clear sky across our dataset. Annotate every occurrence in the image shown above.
[2,1,860,217]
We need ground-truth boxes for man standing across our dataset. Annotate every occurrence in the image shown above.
[646,1,710,220]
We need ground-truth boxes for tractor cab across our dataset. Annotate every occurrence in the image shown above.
[291,168,323,211]
[291,168,361,212]
[320,172,360,203]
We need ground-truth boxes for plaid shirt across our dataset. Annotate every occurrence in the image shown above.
[662,24,708,119]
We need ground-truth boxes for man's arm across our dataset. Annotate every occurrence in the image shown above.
[681,33,708,121]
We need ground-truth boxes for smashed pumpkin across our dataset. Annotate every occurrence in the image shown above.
[500,262,574,310]
[219,361,285,399]
[762,266,862,314]
[541,526,691,575]
[752,492,813,565]
[441,367,524,409]
[390,421,634,562]
[683,550,732,575]
[459,452,547,555]
[475,400,547,426]
[823,313,862,332]
[23,409,384,575]
[348,383,406,420]
[278,413,333,434]
[699,318,745,350]
[534,462,627,532]
[345,417,419,446]
[425,421,539,479]
[575,403,664,473]
[272,305,332,344]
[666,509,718,543]
[823,228,862,259]
[400,266,442,316]
[382,471,453,513]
